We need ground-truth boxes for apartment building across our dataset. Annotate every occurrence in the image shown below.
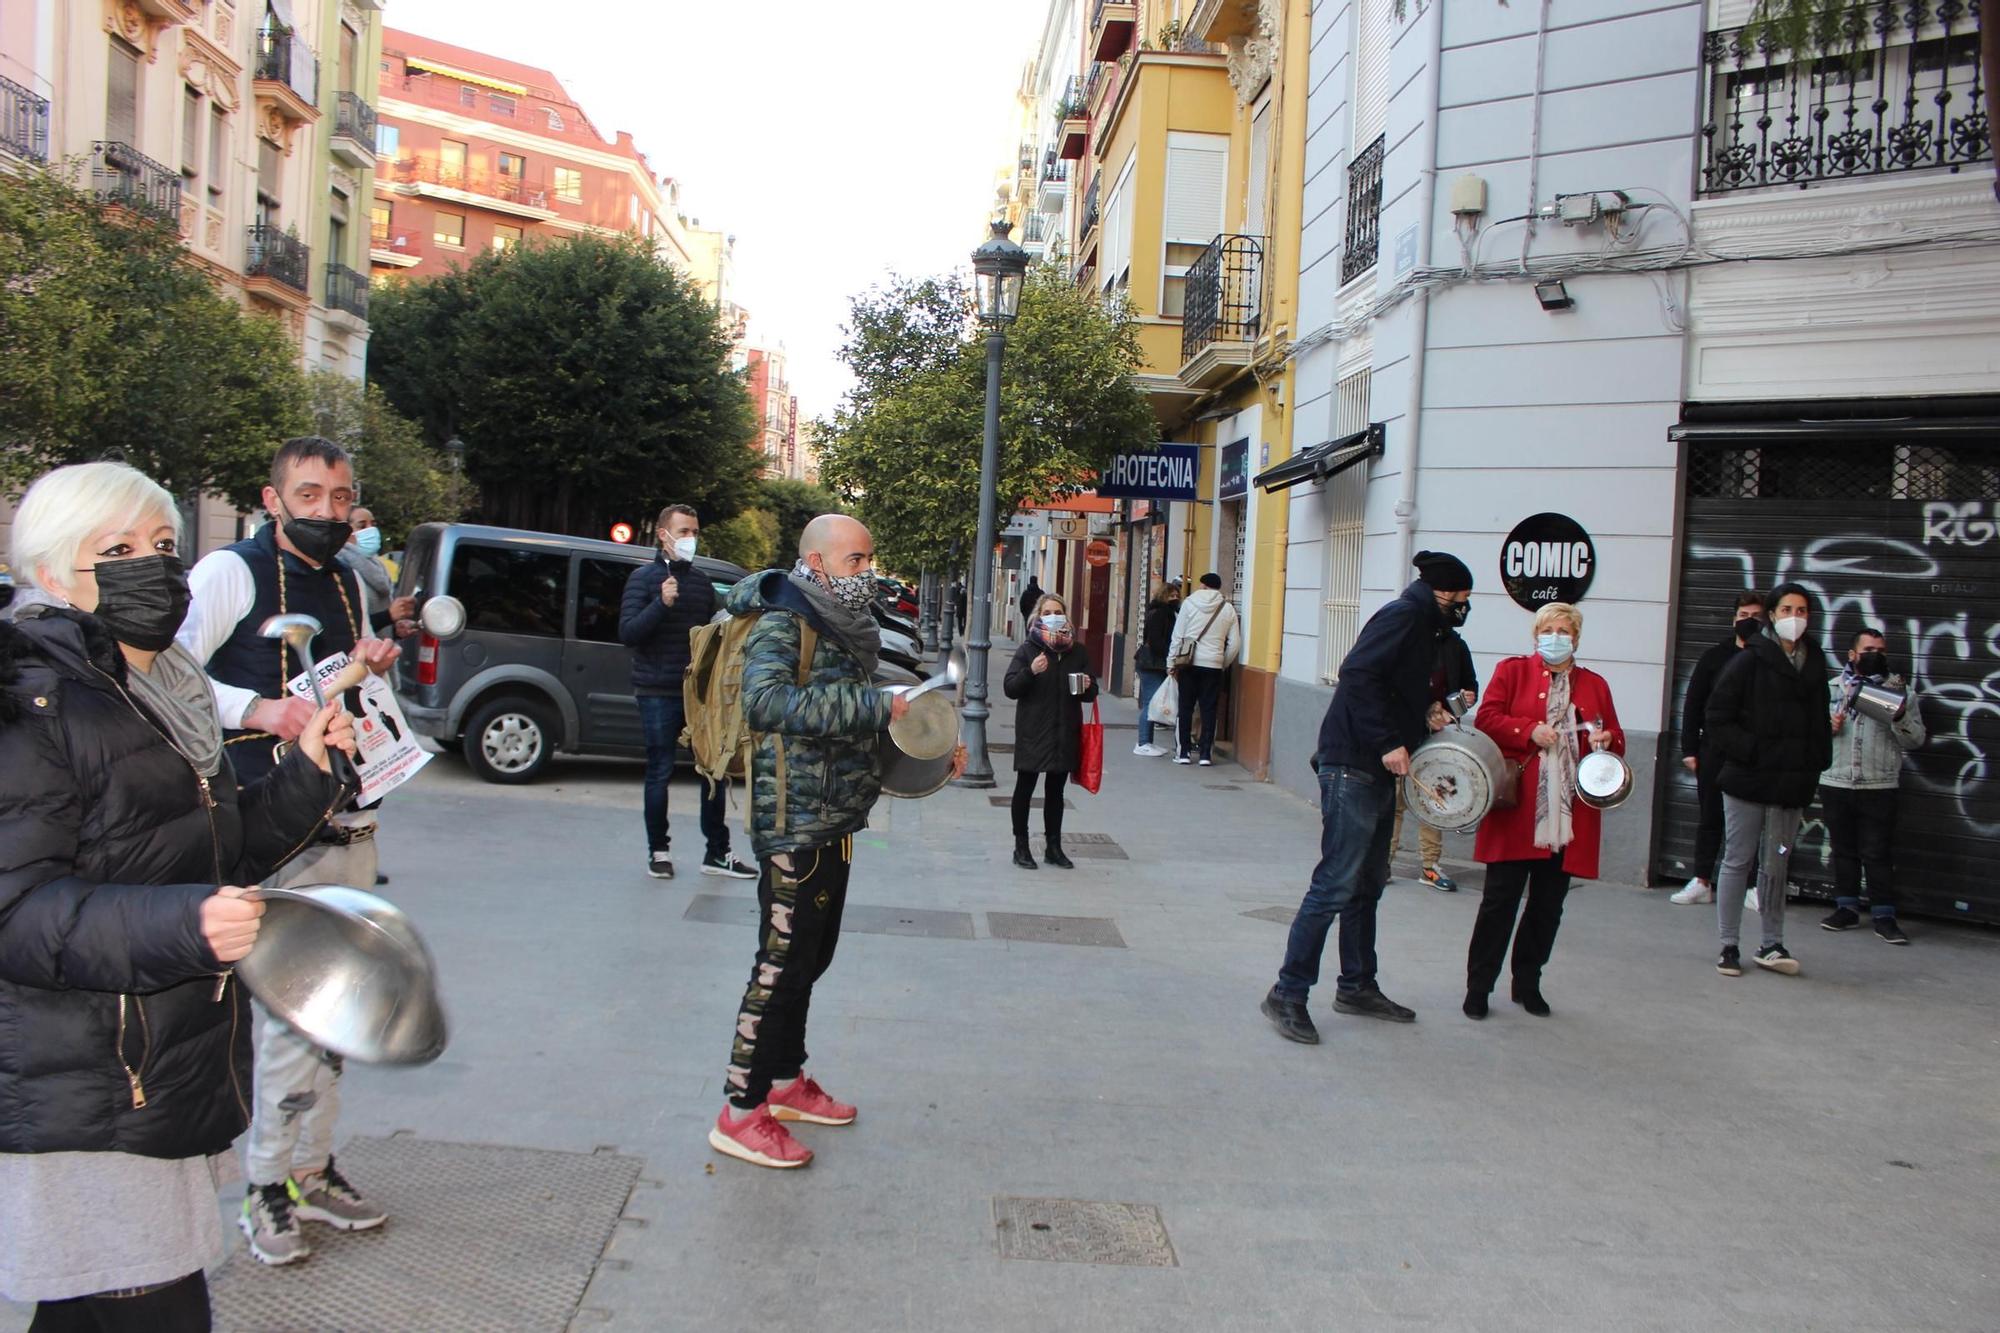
[744,343,803,481]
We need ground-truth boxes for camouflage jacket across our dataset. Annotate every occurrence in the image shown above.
[725,572,894,857]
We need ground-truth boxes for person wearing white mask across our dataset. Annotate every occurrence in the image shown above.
[1702,583,1833,978]
[336,507,413,639]
[619,504,755,881]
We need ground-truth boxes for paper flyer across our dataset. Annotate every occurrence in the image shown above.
[285,652,431,807]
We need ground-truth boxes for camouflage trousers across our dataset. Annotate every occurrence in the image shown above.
[725,837,852,1110]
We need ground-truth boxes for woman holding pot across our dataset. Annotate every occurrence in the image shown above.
[1462,602,1623,1020]
[1002,595,1097,870]
[1,463,355,1330]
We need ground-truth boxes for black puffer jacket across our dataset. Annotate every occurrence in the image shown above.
[1002,635,1098,773]
[1704,633,1834,809]
[1135,598,1177,672]
[618,549,717,693]
[0,610,345,1159]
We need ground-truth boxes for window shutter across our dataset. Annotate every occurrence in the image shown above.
[1163,133,1227,244]
[1353,0,1394,148]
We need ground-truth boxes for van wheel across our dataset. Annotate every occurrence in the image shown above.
[463,695,555,784]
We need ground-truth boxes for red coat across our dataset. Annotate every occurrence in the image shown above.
[1471,655,1625,880]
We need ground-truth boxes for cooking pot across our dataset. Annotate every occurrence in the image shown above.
[1850,680,1909,726]
[1576,749,1633,810]
[238,885,449,1066]
[879,685,958,799]
[1406,724,1512,833]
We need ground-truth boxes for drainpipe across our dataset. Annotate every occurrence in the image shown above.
[1393,3,1449,577]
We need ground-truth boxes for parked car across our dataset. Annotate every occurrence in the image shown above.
[394,522,917,784]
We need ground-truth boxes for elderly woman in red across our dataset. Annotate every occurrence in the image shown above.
[1462,602,1623,1020]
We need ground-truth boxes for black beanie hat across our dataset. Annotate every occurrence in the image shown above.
[1413,550,1473,592]
[1200,572,1222,589]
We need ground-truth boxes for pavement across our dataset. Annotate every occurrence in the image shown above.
[8,642,2000,1331]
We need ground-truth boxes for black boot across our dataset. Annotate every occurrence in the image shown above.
[1044,838,1075,870]
[1013,837,1038,870]
[1511,981,1551,1017]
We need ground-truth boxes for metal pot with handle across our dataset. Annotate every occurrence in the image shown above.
[1406,722,1512,834]
[1576,749,1634,810]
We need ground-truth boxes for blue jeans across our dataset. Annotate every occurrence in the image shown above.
[1135,669,1168,746]
[1276,764,1396,1001]
[639,694,728,859]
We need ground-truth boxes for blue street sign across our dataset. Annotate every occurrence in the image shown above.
[1096,444,1201,501]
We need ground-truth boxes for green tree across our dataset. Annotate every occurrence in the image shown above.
[0,165,309,508]
[815,264,1153,575]
[702,506,780,572]
[366,231,759,539]
[305,371,463,545]
[757,476,847,563]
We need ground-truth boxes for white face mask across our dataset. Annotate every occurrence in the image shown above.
[1773,614,1808,644]
[670,535,698,562]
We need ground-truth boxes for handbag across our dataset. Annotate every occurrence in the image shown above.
[1172,602,1228,671]
[1076,699,1104,794]
[1494,757,1523,811]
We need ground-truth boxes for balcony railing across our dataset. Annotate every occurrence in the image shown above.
[1057,74,1086,120]
[1024,213,1049,244]
[334,92,377,147]
[1340,133,1385,283]
[325,262,369,318]
[2,74,49,162]
[392,157,550,210]
[1041,154,1070,186]
[246,223,310,294]
[90,141,180,222]
[254,25,319,104]
[1700,5,1990,194]
[1182,234,1265,363]
[1080,172,1101,240]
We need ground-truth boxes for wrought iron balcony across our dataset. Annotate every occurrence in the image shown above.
[1091,0,1137,61]
[1341,134,1385,284]
[254,25,319,106]
[1182,234,1266,364]
[1057,74,1087,120]
[1024,213,1049,245]
[1700,5,1990,194]
[1041,154,1069,186]
[1080,171,1101,241]
[90,142,180,222]
[2,74,49,163]
[390,156,551,213]
[332,92,378,162]
[325,262,369,319]
[246,223,310,295]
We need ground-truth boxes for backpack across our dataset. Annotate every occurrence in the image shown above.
[680,611,818,798]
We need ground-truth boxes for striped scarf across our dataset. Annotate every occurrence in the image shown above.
[1534,668,1578,851]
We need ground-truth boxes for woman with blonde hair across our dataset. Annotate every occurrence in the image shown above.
[1002,593,1097,869]
[1462,601,1623,1020]
[0,462,355,1330]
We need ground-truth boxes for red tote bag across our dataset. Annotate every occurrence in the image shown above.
[1077,700,1104,794]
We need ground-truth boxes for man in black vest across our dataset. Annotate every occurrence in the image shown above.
[180,437,400,1266]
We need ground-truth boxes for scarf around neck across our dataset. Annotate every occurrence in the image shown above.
[124,643,226,777]
[787,565,881,678]
[1534,666,1578,853]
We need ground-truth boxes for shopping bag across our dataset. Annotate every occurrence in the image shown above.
[1077,700,1104,794]
[1147,681,1178,727]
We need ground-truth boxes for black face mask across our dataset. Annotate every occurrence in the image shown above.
[1734,616,1764,641]
[83,554,190,651]
[277,503,352,566]
[1854,650,1890,678]
[1439,598,1470,627]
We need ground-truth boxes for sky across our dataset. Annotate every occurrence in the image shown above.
[385,0,1048,426]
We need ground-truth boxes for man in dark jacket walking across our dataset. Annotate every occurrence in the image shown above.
[1262,550,1472,1043]
[1704,583,1832,978]
[1671,591,1766,905]
[619,504,754,882]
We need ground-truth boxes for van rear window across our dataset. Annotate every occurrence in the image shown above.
[448,543,568,638]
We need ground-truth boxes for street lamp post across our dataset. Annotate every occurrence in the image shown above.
[954,218,1028,789]
[444,435,466,515]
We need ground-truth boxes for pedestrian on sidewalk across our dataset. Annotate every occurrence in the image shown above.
[1132,578,1179,757]
[1003,594,1098,870]
[1704,583,1832,979]
[1818,627,1925,944]
[0,463,355,1328]
[1670,591,1766,906]
[619,504,755,882]
[1460,602,1624,1020]
[709,516,963,1170]
[1260,550,1471,1044]
[1168,573,1241,765]
[1389,622,1479,891]
[180,437,397,1264]
[1017,575,1044,632]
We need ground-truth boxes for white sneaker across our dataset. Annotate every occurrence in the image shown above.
[1132,743,1167,757]
[1174,753,1192,765]
[1669,879,1713,905]
[1746,886,1761,913]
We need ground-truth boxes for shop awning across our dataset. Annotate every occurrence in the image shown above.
[404,56,530,96]
[1254,423,1384,493]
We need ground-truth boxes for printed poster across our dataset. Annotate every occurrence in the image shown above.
[284,652,430,807]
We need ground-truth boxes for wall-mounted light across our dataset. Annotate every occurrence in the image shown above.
[1534,279,1574,312]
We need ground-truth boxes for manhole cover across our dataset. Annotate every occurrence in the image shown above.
[987,912,1126,948]
[1058,832,1127,860]
[1241,906,1297,925]
[988,796,1074,810]
[993,1197,1177,1266]
[210,1137,642,1333]
[682,894,975,939]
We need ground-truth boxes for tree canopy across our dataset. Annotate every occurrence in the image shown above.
[366,231,760,540]
[306,371,464,545]
[0,166,309,508]
[757,476,847,565]
[814,265,1155,575]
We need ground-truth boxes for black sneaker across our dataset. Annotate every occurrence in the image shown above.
[647,853,674,880]
[1754,944,1801,975]
[1717,946,1742,976]
[1821,907,1862,931]
[701,853,757,879]
[1260,988,1320,1044]
[1333,987,1416,1023]
[1873,917,1910,946]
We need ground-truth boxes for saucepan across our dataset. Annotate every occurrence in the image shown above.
[1576,749,1634,810]
[1406,723,1512,833]
[238,884,449,1066]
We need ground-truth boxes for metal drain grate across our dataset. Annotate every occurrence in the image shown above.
[1058,832,1127,860]
[988,796,1074,810]
[1241,905,1297,925]
[1203,783,1242,791]
[682,894,975,939]
[993,1196,1177,1266]
[986,912,1127,948]
[210,1137,641,1333]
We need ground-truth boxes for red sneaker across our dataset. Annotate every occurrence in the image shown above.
[708,1106,813,1169]
[765,1075,857,1126]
